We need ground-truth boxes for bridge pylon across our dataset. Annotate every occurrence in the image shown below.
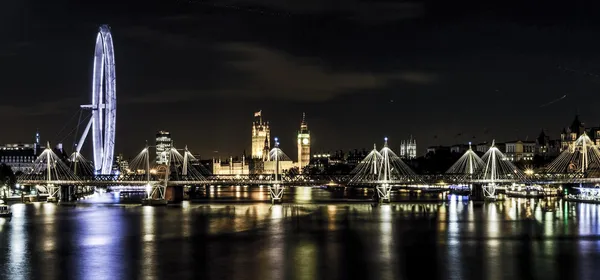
[268,138,287,204]
[477,140,528,200]
[19,143,80,203]
[376,138,393,203]
[546,132,600,175]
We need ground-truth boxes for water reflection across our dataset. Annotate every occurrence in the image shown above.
[378,205,393,279]
[142,206,157,280]
[1,198,600,279]
[8,204,28,280]
[268,205,284,279]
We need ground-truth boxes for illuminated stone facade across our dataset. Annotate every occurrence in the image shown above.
[504,140,535,161]
[251,111,270,159]
[212,156,250,175]
[263,160,295,175]
[400,137,417,159]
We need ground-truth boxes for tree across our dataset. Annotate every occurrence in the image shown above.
[0,164,16,188]
[286,167,300,177]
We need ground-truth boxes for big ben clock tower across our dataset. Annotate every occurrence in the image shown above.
[297,113,311,170]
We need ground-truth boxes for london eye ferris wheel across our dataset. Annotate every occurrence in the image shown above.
[76,24,117,175]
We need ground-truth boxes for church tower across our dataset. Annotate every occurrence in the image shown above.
[400,136,417,159]
[251,110,270,159]
[297,113,311,169]
[406,136,417,159]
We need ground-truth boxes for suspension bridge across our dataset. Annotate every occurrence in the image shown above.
[16,133,600,203]
[13,24,600,204]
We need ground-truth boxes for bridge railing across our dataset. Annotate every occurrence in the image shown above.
[15,171,598,186]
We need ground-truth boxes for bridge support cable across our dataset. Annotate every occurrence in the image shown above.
[70,152,95,177]
[167,147,208,182]
[183,148,212,176]
[378,138,419,184]
[478,141,528,199]
[349,144,383,184]
[20,144,81,201]
[546,133,600,177]
[445,143,485,191]
[350,138,419,190]
[446,143,485,183]
[128,146,152,179]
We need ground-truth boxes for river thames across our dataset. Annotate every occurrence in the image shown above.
[1,187,600,280]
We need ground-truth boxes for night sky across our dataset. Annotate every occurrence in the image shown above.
[2,0,600,160]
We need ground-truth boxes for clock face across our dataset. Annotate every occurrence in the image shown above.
[302,138,309,145]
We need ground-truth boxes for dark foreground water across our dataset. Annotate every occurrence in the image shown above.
[1,190,600,280]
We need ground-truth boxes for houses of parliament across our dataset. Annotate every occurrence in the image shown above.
[212,111,311,175]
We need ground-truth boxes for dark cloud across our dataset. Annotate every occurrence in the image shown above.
[219,42,435,101]
[0,98,78,118]
[3,0,600,157]
[209,0,424,21]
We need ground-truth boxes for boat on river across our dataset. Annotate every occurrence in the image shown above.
[0,200,12,218]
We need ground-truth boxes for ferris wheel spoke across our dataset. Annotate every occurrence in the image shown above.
[77,24,117,175]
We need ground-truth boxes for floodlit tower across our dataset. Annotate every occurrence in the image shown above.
[155,131,172,165]
[406,136,417,159]
[297,113,311,169]
[251,110,270,159]
[34,129,40,155]
[400,136,417,159]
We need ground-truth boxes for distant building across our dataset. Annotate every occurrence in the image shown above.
[0,131,44,173]
[155,131,172,165]
[263,160,295,175]
[115,154,130,174]
[345,149,369,167]
[426,146,450,155]
[400,137,417,159]
[450,143,470,154]
[310,153,331,172]
[251,110,270,160]
[504,140,535,162]
[34,129,40,155]
[588,126,600,145]
[560,115,585,152]
[0,144,37,173]
[536,130,560,158]
[475,142,490,154]
[297,113,311,169]
[212,155,250,175]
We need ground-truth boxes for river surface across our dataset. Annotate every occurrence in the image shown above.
[1,187,600,280]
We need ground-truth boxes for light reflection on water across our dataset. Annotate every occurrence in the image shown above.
[0,197,600,279]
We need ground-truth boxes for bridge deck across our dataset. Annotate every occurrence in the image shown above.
[16,173,597,186]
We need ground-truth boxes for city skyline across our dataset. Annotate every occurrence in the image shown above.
[3,0,600,158]
[2,111,591,161]
[4,1,600,279]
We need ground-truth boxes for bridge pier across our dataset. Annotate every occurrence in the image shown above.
[58,186,77,206]
[46,185,60,203]
[141,181,169,206]
[166,185,184,203]
[482,184,497,200]
[142,184,168,206]
[268,184,284,204]
[470,184,484,201]
[375,183,391,203]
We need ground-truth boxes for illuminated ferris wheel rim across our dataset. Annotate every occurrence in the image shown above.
[76,24,116,175]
